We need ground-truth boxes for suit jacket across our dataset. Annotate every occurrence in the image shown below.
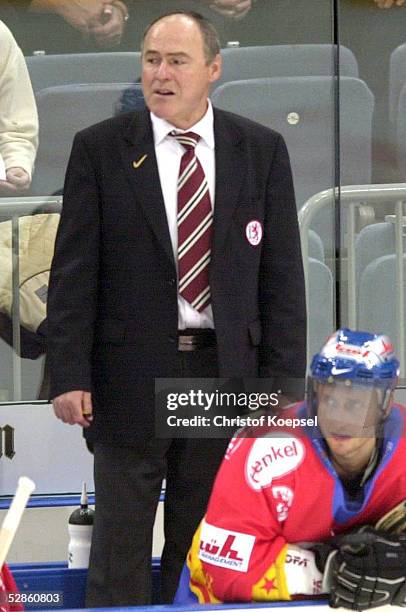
[47,107,306,443]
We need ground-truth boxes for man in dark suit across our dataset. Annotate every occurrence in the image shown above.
[47,10,306,607]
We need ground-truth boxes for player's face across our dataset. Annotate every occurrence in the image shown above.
[142,15,221,129]
[317,383,381,465]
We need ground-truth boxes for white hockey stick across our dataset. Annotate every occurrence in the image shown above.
[0,477,35,569]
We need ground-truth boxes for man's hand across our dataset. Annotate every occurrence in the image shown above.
[374,0,406,7]
[0,167,31,194]
[326,529,406,609]
[89,3,126,48]
[29,0,110,32]
[206,0,253,20]
[53,390,93,428]
[30,0,128,46]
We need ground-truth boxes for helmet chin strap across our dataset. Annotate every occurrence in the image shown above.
[375,388,393,440]
[382,388,393,416]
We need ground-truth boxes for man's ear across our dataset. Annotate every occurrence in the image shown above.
[209,53,222,84]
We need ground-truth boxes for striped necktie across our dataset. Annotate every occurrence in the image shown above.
[172,131,213,312]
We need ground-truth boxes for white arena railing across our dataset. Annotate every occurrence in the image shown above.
[2,188,406,397]
[299,184,406,377]
[0,196,62,400]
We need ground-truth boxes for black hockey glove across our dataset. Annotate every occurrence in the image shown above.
[312,540,338,574]
[325,528,406,610]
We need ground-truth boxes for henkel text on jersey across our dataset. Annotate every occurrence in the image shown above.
[245,435,305,491]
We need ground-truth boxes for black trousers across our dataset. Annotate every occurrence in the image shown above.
[85,346,229,607]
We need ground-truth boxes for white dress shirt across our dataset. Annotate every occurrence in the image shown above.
[150,101,215,330]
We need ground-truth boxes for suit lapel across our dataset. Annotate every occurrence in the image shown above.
[211,109,245,267]
[117,109,245,275]
[118,110,175,268]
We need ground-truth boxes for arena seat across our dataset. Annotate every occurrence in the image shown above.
[355,220,397,285]
[389,43,406,125]
[30,82,143,196]
[307,258,334,360]
[355,220,406,357]
[396,83,406,176]
[358,254,406,355]
[211,76,374,250]
[26,45,357,94]
[216,44,358,91]
[26,52,141,92]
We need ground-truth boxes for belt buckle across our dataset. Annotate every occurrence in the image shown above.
[178,334,198,352]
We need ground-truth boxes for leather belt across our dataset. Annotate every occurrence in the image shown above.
[178,329,217,352]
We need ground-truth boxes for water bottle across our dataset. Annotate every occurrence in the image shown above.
[68,482,95,568]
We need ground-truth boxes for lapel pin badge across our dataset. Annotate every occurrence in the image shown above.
[245,219,263,247]
[133,154,148,169]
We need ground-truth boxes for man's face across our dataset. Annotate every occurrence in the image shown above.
[317,383,381,463]
[141,15,221,129]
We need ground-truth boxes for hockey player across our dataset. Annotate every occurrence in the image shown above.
[176,329,406,609]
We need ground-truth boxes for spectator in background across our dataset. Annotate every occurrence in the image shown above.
[28,0,129,48]
[0,20,38,195]
[202,0,253,20]
[0,0,129,54]
[120,1,255,52]
[374,0,406,7]
[0,0,254,54]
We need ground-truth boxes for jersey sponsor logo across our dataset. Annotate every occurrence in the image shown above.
[246,436,305,490]
[323,335,394,366]
[245,220,263,247]
[272,485,294,521]
[286,552,308,566]
[198,521,255,573]
[284,546,324,596]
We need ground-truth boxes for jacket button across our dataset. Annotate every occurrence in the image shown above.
[168,278,176,286]
[168,335,176,344]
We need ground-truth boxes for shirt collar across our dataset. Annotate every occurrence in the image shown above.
[150,100,214,149]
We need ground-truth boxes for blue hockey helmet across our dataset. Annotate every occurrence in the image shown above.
[308,328,399,417]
